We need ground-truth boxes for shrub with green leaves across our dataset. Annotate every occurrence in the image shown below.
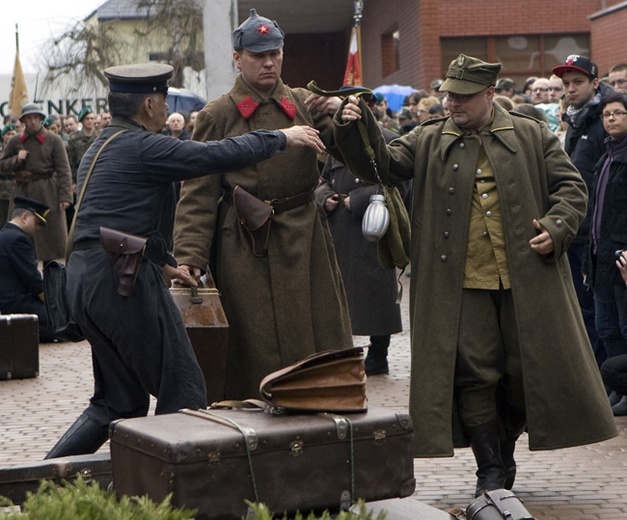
[0,476,195,520]
[0,476,387,520]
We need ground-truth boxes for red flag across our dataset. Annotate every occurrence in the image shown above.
[343,25,363,87]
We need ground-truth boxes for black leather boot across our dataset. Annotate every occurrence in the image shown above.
[364,335,390,375]
[500,411,526,490]
[44,414,110,459]
[467,421,506,498]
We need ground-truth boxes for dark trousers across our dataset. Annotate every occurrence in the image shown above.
[568,242,605,366]
[455,287,526,431]
[67,248,207,428]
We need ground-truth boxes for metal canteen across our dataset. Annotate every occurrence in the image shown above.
[362,193,389,242]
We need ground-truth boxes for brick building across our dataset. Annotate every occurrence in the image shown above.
[257,0,627,93]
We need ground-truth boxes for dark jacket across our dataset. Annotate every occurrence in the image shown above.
[563,82,614,242]
[586,137,627,287]
[0,222,43,307]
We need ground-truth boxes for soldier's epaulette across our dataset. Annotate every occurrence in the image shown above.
[509,110,545,124]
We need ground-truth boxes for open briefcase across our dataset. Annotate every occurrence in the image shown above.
[110,405,415,519]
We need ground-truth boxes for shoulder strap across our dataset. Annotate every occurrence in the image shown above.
[65,129,127,261]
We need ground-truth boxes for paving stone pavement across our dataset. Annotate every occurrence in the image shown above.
[2,274,627,518]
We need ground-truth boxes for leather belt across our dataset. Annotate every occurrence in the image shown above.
[223,189,314,214]
[267,191,314,214]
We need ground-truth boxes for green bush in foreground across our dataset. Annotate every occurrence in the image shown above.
[0,476,387,520]
[0,477,195,520]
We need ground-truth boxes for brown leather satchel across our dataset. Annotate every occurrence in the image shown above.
[259,347,367,413]
[232,185,273,257]
[99,226,147,297]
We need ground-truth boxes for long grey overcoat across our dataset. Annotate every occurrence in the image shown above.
[174,75,353,400]
[0,128,72,260]
[335,101,617,456]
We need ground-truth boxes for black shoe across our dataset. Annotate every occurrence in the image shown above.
[365,354,389,375]
[44,414,109,459]
[364,337,390,375]
[612,395,627,416]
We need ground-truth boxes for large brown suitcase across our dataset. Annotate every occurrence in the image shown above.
[0,453,112,505]
[170,272,228,404]
[0,314,39,380]
[110,406,416,519]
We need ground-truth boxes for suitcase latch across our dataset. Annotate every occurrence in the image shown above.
[208,450,221,464]
[289,439,304,457]
[373,429,387,445]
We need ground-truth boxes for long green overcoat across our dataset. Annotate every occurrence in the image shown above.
[335,101,617,456]
[174,75,353,400]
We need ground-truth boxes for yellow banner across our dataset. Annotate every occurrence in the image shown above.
[8,52,29,117]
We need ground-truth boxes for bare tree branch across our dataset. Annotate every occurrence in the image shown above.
[38,0,204,94]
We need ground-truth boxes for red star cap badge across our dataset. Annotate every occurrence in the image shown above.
[257,23,270,36]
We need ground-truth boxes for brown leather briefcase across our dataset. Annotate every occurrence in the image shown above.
[170,272,228,404]
[109,406,416,520]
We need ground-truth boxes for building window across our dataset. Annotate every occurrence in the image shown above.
[381,27,400,77]
[441,34,589,88]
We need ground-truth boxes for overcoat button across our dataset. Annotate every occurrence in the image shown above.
[486,211,492,217]
[449,187,455,194]
[453,164,459,171]
[481,193,488,199]
[460,143,465,149]
[446,208,452,215]
[440,255,447,262]
[556,219,563,226]
[443,231,450,238]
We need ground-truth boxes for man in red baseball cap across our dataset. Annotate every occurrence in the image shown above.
[552,54,615,374]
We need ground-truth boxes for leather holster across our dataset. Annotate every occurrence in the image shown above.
[232,185,273,257]
[99,226,147,297]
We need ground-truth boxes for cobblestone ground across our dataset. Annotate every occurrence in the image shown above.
[2,273,627,518]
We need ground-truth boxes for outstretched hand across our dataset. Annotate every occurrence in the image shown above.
[280,125,326,153]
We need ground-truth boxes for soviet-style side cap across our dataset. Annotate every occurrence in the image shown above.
[440,54,502,95]
[19,103,46,121]
[232,8,285,53]
[14,196,50,226]
[78,106,93,122]
[104,63,174,94]
[552,55,598,79]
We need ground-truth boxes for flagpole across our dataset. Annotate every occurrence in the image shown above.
[343,0,364,87]
[9,23,29,116]
[355,4,363,85]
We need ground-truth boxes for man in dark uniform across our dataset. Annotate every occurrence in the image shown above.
[44,62,325,459]
[0,196,54,342]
